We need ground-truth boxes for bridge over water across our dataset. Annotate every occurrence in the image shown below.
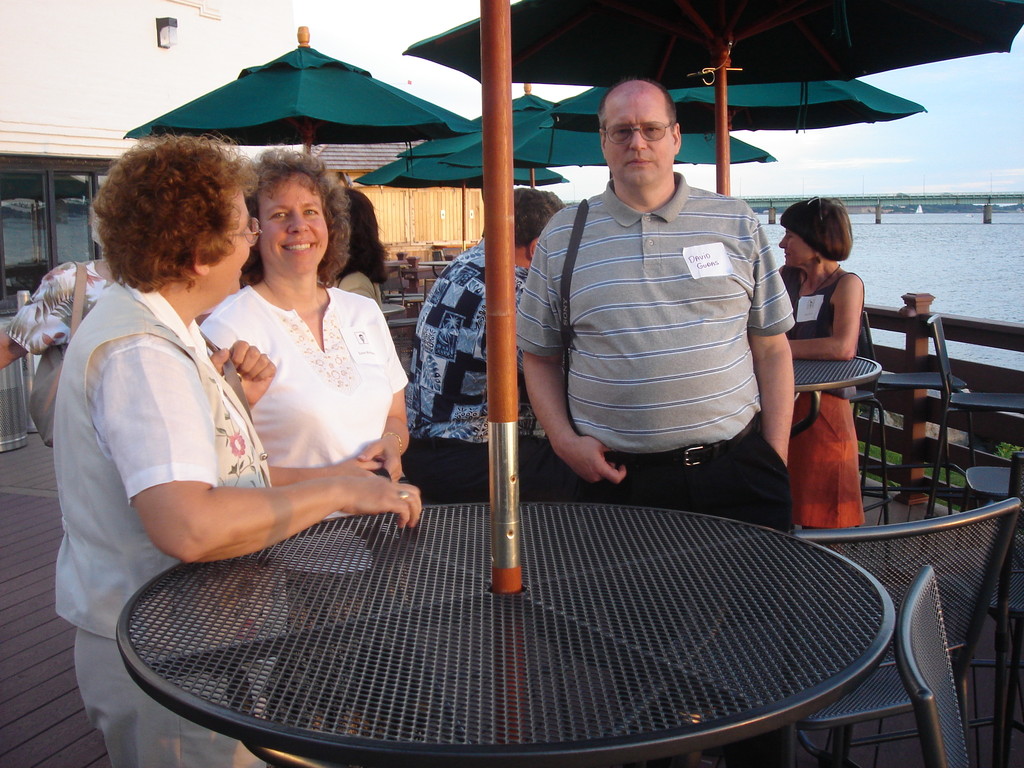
[740,191,1024,223]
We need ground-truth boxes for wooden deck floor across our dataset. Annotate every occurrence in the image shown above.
[0,433,1019,768]
[0,437,110,768]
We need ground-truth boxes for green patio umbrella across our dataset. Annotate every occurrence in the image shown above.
[402,91,774,173]
[438,107,776,169]
[397,90,558,161]
[356,155,567,188]
[127,27,476,151]
[548,80,927,134]
[406,0,1024,193]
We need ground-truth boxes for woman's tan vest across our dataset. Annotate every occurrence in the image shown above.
[53,284,269,638]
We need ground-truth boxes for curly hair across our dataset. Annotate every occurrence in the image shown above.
[339,188,388,285]
[93,135,256,291]
[780,197,853,262]
[514,188,564,246]
[241,148,350,286]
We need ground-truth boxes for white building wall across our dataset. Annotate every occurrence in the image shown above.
[0,0,296,159]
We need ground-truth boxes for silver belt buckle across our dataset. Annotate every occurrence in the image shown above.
[681,445,708,466]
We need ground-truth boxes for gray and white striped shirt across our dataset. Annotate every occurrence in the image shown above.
[517,175,793,453]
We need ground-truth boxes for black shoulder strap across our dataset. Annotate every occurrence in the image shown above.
[559,199,588,433]
[559,199,589,353]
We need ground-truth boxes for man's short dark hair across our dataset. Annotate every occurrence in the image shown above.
[514,188,564,247]
[597,78,676,128]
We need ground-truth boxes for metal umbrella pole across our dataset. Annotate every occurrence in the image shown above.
[481,0,522,595]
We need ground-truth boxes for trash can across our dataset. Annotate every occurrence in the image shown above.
[0,317,28,452]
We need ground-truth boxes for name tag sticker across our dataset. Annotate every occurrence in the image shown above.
[796,295,825,323]
[340,327,379,359]
[683,242,732,278]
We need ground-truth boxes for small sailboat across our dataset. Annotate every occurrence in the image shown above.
[915,204,924,214]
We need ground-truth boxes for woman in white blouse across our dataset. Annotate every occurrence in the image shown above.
[55,135,420,768]
[203,149,409,482]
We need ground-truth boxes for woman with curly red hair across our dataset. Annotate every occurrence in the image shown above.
[55,135,420,768]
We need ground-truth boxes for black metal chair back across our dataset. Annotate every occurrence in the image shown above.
[896,565,971,768]
[857,309,876,362]
[852,311,891,522]
[795,498,1019,767]
[926,315,967,517]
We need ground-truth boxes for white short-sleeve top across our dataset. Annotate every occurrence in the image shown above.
[202,286,407,468]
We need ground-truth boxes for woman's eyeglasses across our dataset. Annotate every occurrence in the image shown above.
[601,122,675,144]
[232,217,261,246]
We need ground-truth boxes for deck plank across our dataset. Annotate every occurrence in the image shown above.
[0,440,109,768]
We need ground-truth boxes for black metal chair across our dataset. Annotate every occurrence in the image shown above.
[867,315,968,518]
[896,564,971,768]
[849,311,892,523]
[794,498,1019,768]
[987,452,1024,768]
[387,316,418,374]
[874,315,968,396]
[942,370,1024,508]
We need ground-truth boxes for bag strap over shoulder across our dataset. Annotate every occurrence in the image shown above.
[200,332,255,423]
[559,199,588,352]
[559,199,589,434]
[68,262,88,336]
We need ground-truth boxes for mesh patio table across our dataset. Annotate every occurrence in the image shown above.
[792,356,882,435]
[117,503,893,767]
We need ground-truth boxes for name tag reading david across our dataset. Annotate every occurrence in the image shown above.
[683,242,732,278]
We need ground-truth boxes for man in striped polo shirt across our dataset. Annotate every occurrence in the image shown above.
[517,78,795,533]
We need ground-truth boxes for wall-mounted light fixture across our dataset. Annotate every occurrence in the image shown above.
[156,17,178,49]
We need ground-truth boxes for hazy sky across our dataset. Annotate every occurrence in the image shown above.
[293,0,1024,201]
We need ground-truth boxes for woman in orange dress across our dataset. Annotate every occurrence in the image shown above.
[780,197,865,528]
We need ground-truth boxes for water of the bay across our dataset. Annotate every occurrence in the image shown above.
[759,211,1024,369]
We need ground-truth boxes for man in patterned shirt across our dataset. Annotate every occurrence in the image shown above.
[403,188,579,503]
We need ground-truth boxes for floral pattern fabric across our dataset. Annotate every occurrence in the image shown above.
[7,261,109,354]
[272,306,360,395]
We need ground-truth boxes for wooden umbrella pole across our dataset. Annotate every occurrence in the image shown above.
[713,41,732,195]
[480,0,522,594]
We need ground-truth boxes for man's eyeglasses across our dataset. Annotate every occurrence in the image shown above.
[601,122,675,145]
[232,217,261,246]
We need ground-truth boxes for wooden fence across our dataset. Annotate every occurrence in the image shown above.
[863,294,1024,503]
[355,185,484,256]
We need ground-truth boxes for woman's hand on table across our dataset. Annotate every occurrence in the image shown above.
[341,474,421,528]
[209,340,276,406]
[357,433,405,481]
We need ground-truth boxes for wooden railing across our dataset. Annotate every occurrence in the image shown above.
[862,294,1024,502]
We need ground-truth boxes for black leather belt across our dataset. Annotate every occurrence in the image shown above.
[606,417,758,468]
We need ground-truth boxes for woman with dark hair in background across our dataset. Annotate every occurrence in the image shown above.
[337,187,389,306]
[780,196,865,528]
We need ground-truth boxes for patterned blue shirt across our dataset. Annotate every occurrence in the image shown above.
[406,243,540,442]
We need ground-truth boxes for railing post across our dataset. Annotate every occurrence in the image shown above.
[891,293,935,504]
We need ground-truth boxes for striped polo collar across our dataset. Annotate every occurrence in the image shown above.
[602,172,691,226]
